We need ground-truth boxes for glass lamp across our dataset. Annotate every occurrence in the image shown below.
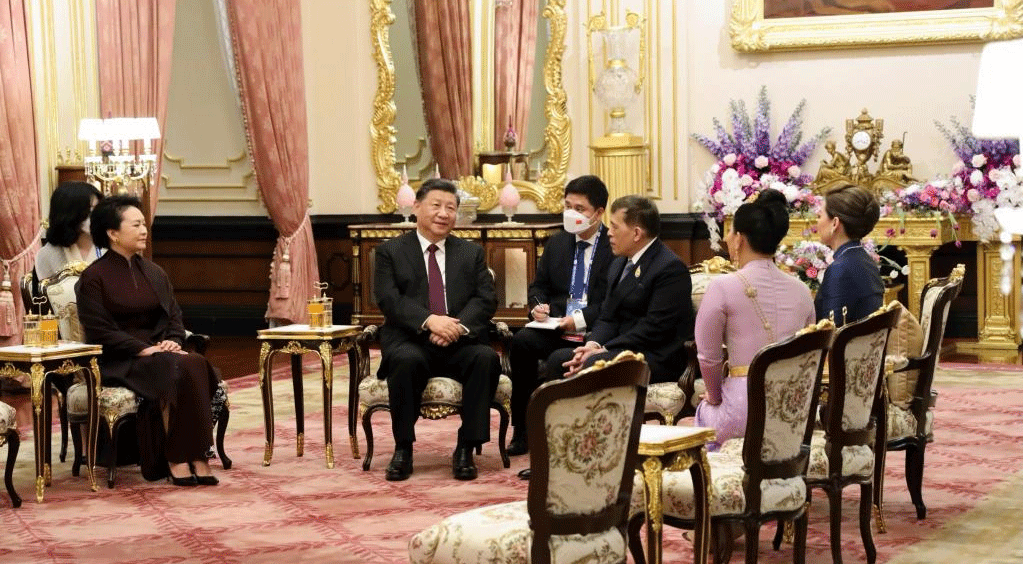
[593,27,640,136]
[973,37,1023,296]
[78,116,160,196]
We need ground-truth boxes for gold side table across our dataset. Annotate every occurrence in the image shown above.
[0,343,102,502]
[637,424,716,564]
[257,324,362,468]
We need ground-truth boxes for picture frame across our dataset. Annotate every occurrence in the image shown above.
[730,0,1023,52]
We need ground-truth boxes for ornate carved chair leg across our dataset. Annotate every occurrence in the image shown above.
[626,513,646,564]
[70,420,83,477]
[361,407,376,471]
[860,482,877,564]
[906,442,927,519]
[4,430,21,508]
[772,519,784,550]
[828,486,844,564]
[744,521,761,564]
[794,512,809,564]
[107,417,125,489]
[216,407,232,470]
[58,396,69,463]
[496,402,510,468]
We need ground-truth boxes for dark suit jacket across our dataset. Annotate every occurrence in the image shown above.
[590,238,694,383]
[815,240,884,326]
[374,230,497,359]
[527,225,613,326]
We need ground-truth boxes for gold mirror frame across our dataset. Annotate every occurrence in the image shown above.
[731,0,1023,52]
[370,0,570,213]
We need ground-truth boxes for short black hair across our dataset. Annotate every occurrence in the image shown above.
[610,195,660,238]
[45,182,103,247]
[416,178,460,205]
[90,195,143,249]
[732,188,789,255]
[564,175,608,210]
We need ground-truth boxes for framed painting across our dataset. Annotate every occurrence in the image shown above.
[730,0,1023,51]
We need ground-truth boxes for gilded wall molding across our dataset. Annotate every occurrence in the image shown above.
[370,0,570,213]
[730,0,1023,52]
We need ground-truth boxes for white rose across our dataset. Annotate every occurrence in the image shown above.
[890,269,900,279]
[1014,154,1021,167]
[972,154,987,168]
[781,183,800,202]
[970,169,985,186]
[952,161,966,174]
[723,153,737,166]
[754,155,769,168]
[710,164,720,174]
[967,188,981,202]
[787,165,801,178]
[900,265,911,276]
[904,184,920,195]
[713,190,726,203]
[740,174,754,187]
[760,174,777,185]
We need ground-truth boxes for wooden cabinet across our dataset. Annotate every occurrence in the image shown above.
[350,222,560,327]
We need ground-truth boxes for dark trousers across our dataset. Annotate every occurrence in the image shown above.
[508,328,580,429]
[382,339,500,446]
[546,346,621,384]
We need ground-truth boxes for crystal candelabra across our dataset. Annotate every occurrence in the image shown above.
[78,117,160,197]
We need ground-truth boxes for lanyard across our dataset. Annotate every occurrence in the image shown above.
[570,228,600,300]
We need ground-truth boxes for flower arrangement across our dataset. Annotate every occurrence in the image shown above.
[692,86,830,250]
[879,178,966,246]
[776,238,906,293]
[935,113,1023,242]
[774,240,831,292]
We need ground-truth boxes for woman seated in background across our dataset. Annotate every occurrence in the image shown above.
[76,195,221,487]
[815,182,884,326]
[694,189,815,449]
[35,181,104,280]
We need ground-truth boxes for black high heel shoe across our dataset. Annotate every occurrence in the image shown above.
[167,464,198,487]
[189,462,219,486]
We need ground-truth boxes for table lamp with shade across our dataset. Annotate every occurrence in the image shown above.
[972,37,1023,297]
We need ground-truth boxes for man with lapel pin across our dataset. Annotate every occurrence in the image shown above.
[551,194,695,384]
[506,175,614,456]
[374,179,501,482]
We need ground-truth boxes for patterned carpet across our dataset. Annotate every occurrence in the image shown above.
[1,359,1022,563]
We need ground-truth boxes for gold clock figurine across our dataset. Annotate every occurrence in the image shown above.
[813,109,915,196]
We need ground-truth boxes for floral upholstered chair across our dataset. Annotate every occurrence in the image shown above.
[0,401,21,507]
[349,322,514,470]
[408,351,649,564]
[628,320,833,564]
[42,264,232,487]
[874,264,964,525]
[773,302,901,564]
[643,257,734,425]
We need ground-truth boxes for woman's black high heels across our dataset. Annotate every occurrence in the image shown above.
[167,466,198,487]
[189,462,219,486]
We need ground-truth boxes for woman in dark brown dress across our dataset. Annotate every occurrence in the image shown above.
[76,195,220,486]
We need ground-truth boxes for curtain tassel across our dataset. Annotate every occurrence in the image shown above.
[274,250,292,299]
[0,262,16,338]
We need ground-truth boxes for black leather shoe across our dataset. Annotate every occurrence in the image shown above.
[452,445,478,481]
[517,468,531,480]
[385,446,414,481]
[194,474,219,486]
[507,434,528,456]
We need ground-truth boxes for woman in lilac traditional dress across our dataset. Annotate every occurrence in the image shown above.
[694,189,815,449]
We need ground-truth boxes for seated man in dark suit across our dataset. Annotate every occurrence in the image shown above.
[507,175,614,456]
[552,195,695,383]
[374,179,501,482]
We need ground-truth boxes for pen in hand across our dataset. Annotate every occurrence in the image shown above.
[531,296,550,321]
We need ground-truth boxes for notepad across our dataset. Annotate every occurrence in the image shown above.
[525,318,562,330]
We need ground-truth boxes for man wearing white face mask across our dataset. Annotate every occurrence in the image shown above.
[507,175,613,456]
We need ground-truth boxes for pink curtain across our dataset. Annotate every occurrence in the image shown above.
[0,0,41,345]
[494,0,538,151]
[413,0,472,178]
[95,0,176,222]
[227,0,317,324]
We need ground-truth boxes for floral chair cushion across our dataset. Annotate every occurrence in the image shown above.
[0,401,15,435]
[408,501,626,564]
[645,382,685,421]
[211,380,230,426]
[629,450,806,520]
[807,430,874,479]
[44,274,85,342]
[544,386,637,514]
[887,404,933,441]
[359,374,512,409]
[840,329,888,432]
[67,383,140,418]
[762,350,821,462]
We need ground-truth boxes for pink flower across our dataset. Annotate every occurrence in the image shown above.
[967,188,981,202]
[754,155,769,169]
[723,153,737,166]
[930,229,938,238]
[1014,154,1021,167]
[885,228,896,238]
[806,266,818,279]
[787,165,801,178]
[972,154,988,168]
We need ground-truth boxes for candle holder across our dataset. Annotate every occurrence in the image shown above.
[307,282,333,328]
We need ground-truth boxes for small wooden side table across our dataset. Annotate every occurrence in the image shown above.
[637,424,716,564]
[0,343,102,502]
[257,324,362,468]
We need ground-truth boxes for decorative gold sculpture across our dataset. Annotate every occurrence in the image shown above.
[813,109,916,196]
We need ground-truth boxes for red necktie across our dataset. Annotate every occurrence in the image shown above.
[427,244,446,315]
